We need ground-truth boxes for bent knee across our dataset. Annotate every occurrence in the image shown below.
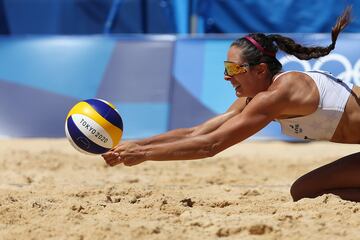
[290,181,303,201]
[290,178,325,201]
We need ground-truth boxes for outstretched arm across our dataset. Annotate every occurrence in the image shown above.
[126,97,248,145]
[102,90,288,166]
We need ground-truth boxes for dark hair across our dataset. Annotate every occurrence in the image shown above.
[231,6,352,76]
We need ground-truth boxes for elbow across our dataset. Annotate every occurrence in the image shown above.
[203,140,223,158]
[204,133,237,158]
[196,135,228,159]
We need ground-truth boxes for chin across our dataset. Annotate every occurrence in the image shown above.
[236,91,251,98]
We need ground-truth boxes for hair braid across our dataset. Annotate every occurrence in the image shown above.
[267,6,352,60]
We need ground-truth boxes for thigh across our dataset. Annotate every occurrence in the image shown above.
[291,152,360,200]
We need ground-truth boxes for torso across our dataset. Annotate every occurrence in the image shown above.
[273,71,359,143]
[331,85,360,143]
[228,71,360,144]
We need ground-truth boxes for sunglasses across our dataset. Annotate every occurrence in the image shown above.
[224,61,250,77]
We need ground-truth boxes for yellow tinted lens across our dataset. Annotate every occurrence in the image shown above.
[224,62,247,76]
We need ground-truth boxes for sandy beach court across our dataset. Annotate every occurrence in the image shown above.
[0,139,359,240]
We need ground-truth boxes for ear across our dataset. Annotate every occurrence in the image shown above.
[256,63,268,75]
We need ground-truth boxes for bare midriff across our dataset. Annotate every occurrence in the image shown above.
[331,86,360,144]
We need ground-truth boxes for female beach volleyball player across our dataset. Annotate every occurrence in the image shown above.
[102,7,360,202]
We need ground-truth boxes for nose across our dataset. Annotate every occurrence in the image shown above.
[224,75,232,81]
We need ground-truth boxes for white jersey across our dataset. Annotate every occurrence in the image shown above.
[275,70,353,141]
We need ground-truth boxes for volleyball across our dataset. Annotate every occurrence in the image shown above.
[65,98,123,155]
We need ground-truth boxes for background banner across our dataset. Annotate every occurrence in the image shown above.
[0,34,358,139]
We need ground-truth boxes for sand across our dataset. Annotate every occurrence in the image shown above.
[0,138,359,240]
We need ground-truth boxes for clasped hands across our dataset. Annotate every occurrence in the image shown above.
[101,141,146,167]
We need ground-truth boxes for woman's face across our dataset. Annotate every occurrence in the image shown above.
[225,46,269,98]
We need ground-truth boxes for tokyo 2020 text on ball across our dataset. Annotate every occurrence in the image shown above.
[65,98,123,155]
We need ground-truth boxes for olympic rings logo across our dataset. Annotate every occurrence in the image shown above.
[279,53,360,86]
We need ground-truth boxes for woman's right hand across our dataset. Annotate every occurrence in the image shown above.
[101,141,147,167]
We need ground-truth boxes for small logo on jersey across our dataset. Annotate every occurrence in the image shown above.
[289,124,303,134]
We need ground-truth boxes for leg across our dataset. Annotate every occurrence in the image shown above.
[290,152,360,202]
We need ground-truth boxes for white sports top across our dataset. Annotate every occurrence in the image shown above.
[275,70,353,141]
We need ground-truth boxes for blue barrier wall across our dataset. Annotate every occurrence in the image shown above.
[1,0,177,34]
[1,0,360,35]
[0,34,359,139]
[194,0,360,33]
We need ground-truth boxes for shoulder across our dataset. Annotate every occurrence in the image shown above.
[270,71,318,100]
[266,71,319,116]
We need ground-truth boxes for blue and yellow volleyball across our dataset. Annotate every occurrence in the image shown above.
[65,98,123,155]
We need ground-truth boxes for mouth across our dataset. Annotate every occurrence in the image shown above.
[234,85,241,91]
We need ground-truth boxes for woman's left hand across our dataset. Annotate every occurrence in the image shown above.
[101,141,146,167]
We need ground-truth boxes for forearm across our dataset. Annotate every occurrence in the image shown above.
[142,135,219,161]
[132,111,236,146]
[131,128,194,145]
[191,111,237,136]
[142,111,263,161]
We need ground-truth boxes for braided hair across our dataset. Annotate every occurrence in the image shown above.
[231,6,352,76]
